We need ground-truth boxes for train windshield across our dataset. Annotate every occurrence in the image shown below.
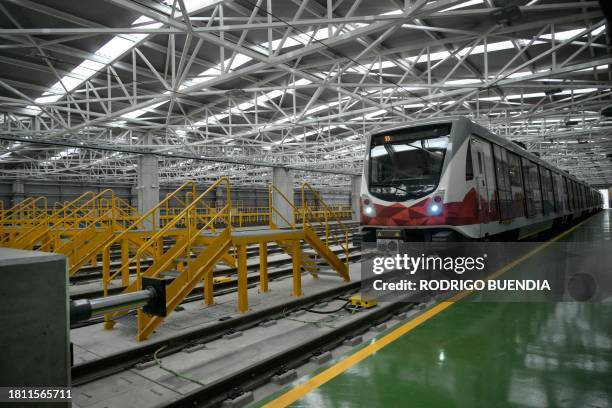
[368,124,451,201]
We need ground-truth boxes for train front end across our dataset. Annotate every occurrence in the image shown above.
[360,119,478,242]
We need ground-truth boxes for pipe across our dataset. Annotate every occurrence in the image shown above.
[70,288,155,323]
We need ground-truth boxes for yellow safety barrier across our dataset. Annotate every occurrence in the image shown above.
[134,177,233,340]
[102,180,237,341]
[300,182,351,278]
[0,197,48,246]
[10,190,115,251]
[159,204,350,228]
[98,179,352,341]
[102,181,199,300]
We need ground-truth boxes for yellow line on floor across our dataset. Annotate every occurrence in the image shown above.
[263,215,594,408]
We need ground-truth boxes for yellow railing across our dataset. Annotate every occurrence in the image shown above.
[295,205,351,223]
[2,197,48,223]
[268,184,297,229]
[33,189,117,251]
[102,181,198,294]
[8,190,113,250]
[0,197,48,245]
[133,177,232,291]
[160,203,350,229]
[300,182,350,271]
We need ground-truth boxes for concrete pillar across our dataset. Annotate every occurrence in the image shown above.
[130,185,138,209]
[215,186,226,208]
[351,176,361,222]
[12,180,24,204]
[272,167,294,228]
[137,136,159,229]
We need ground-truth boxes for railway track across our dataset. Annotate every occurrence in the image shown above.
[162,296,414,408]
[72,272,421,408]
[71,262,367,385]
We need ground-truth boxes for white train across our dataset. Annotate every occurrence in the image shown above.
[360,117,603,242]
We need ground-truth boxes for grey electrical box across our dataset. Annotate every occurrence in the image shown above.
[0,248,69,407]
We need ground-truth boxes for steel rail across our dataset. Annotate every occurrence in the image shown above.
[159,296,414,407]
[71,276,365,386]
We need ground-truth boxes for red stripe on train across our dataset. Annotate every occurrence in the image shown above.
[361,188,481,226]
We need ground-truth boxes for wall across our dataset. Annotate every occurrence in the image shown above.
[0,181,350,210]
[0,182,133,208]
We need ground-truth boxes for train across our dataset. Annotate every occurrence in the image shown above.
[360,117,603,242]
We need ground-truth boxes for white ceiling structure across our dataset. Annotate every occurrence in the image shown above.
[0,0,610,189]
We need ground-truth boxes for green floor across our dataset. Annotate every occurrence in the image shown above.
[264,210,612,408]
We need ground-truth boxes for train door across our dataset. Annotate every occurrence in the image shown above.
[470,137,496,224]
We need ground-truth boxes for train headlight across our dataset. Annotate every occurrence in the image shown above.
[428,191,444,215]
[362,195,376,217]
[364,205,376,216]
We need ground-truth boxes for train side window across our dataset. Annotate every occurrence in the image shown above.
[493,145,513,220]
[574,182,579,209]
[538,166,548,215]
[465,140,474,181]
[507,152,525,218]
[550,172,558,212]
[529,161,543,215]
[553,173,564,212]
[564,177,572,210]
[541,168,554,215]
[477,152,483,173]
[521,158,534,217]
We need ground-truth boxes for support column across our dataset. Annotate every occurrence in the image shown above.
[204,268,214,306]
[259,242,268,292]
[237,244,248,312]
[291,239,302,297]
[215,185,225,208]
[272,167,294,228]
[136,135,159,229]
[351,175,361,222]
[12,180,24,204]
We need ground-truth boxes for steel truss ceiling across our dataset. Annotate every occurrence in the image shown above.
[0,0,610,189]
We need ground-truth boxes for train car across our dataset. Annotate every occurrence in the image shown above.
[360,117,603,242]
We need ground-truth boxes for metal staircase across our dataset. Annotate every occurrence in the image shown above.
[269,182,350,282]
[103,177,234,341]
[102,178,351,341]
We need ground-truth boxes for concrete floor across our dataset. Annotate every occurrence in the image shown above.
[260,211,612,408]
[71,259,371,407]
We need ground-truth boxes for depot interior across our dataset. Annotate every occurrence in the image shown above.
[1,1,611,407]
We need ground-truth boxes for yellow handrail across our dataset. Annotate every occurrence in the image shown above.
[300,182,350,269]
[28,190,115,250]
[50,192,97,220]
[1,196,48,235]
[2,197,35,220]
[133,177,231,290]
[102,181,198,291]
[268,184,297,229]
[0,197,47,245]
